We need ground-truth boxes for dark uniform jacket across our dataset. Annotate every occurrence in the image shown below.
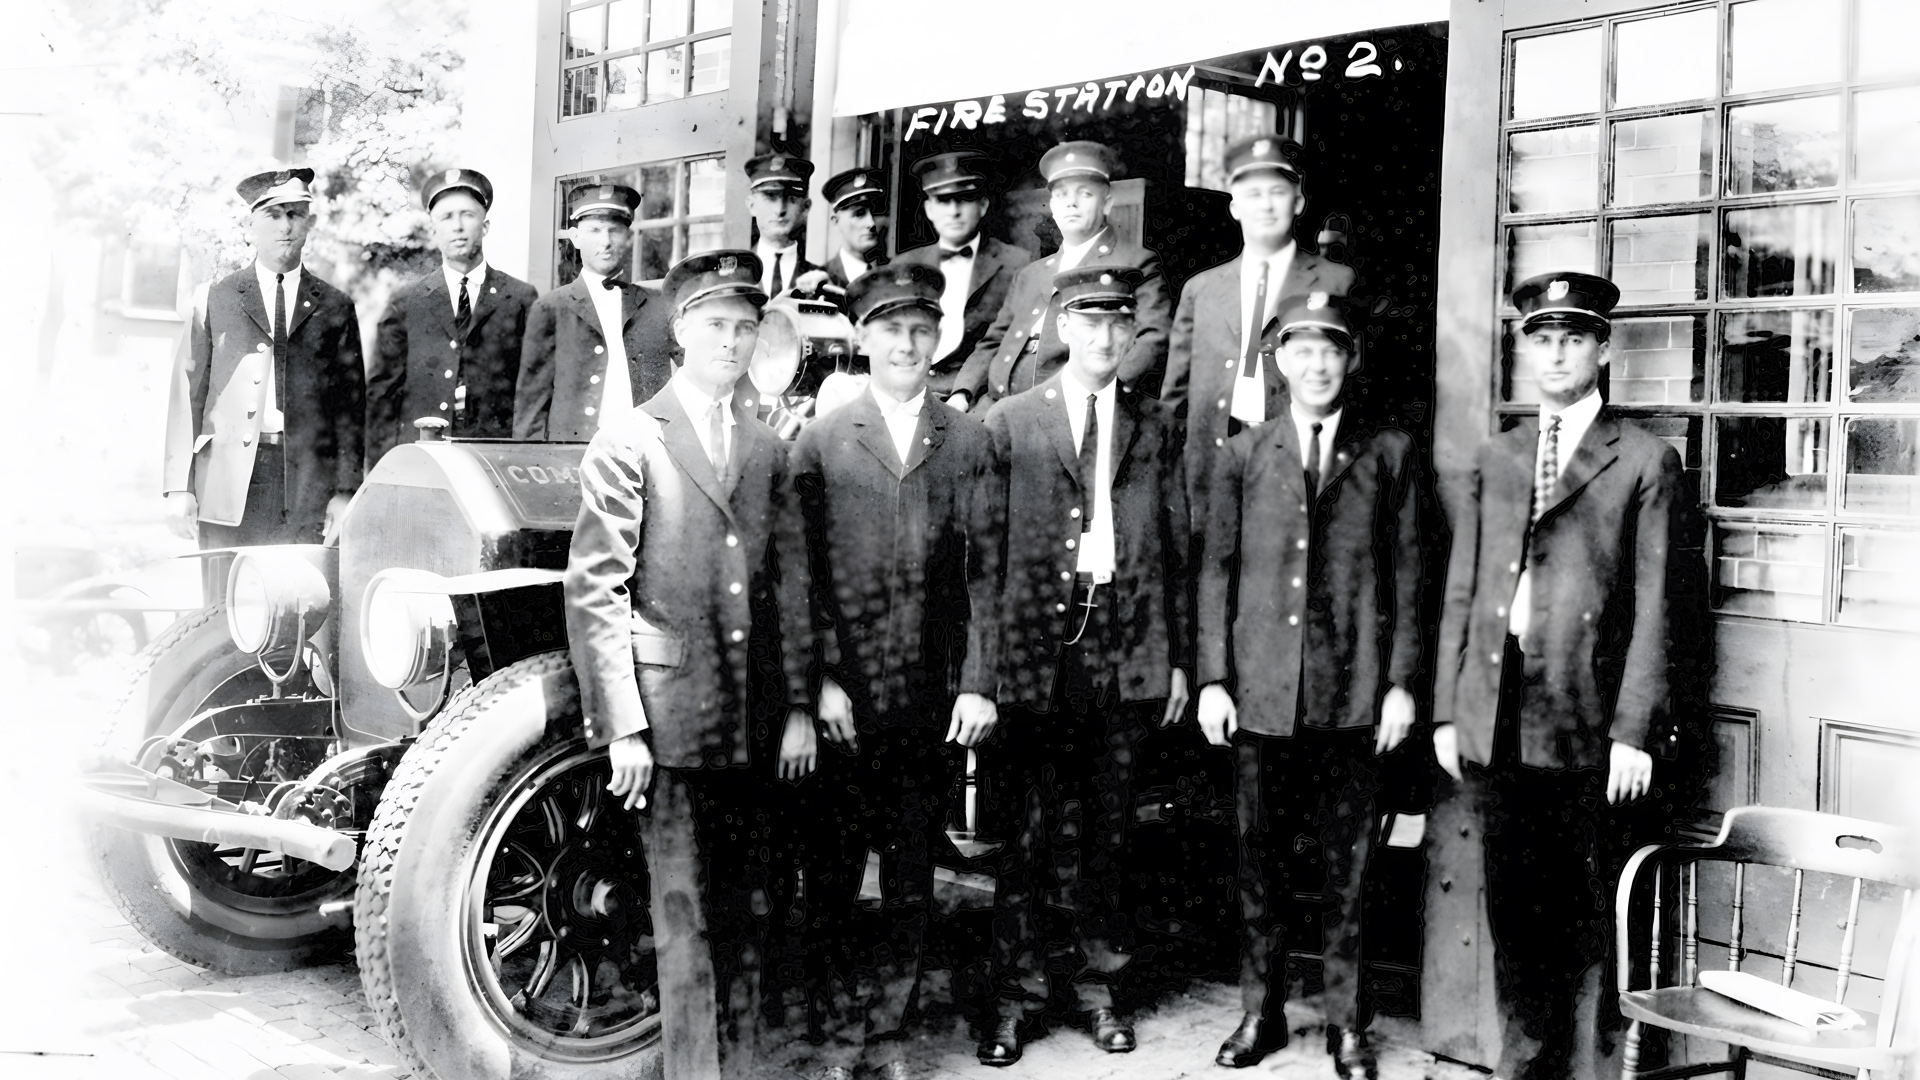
[367,264,537,465]
[514,277,676,441]
[163,266,365,528]
[983,375,1191,710]
[790,390,1004,726]
[820,249,884,290]
[1163,251,1355,514]
[893,237,1033,396]
[1198,412,1423,736]
[564,383,810,768]
[1433,409,1685,771]
[951,227,1170,405]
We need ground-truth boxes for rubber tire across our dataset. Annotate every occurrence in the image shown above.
[87,604,354,974]
[354,650,662,1080]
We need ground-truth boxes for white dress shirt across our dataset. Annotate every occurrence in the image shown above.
[253,261,303,434]
[1230,243,1298,426]
[1291,403,1343,485]
[871,385,926,465]
[443,258,487,316]
[1054,227,1106,273]
[757,239,801,296]
[1060,368,1117,581]
[579,267,633,428]
[839,248,871,282]
[671,372,735,469]
[934,232,981,361]
[1510,388,1603,645]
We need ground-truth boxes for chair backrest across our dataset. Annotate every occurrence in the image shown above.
[1618,806,1920,1051]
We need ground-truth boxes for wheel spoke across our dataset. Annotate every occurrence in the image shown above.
[525,939,559,1001]
[541,797,565,846]
[574,782,601,835]
[493,908,541,962]
[237,849,260,875]
[489,842,545,902]
[567,955,593,1034]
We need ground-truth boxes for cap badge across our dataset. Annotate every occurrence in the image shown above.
[769,156,785,171]
[1099,273,1113,285]
[1064,152,1075,161]
[444,169,459,183]
[1308,291,1329,309]
[273,170,292,185]
[719,255,738,273]
[1253,140,1272,156]
[853,176,868,189]
[1547,279,1570,301]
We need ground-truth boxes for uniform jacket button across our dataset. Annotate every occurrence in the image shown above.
[726,534,738,547]
[729,582,743,595]
[731,629,745,642]
[1060,570,1072,581]
[444,369,454,378]
[1288,615,1299,626]
[1218,399,1228,409]
[1509,561,1521,574]
[1496,606,1508,618]
[590,374,601,384]
[1296,538,1308,550]
[1056,602,1068,613]
[1215,438,1224,447]
[1225,360,1235,368]
[1065,538,1077,550]
[449,340,458,349]
[1292,577,1302,588]
[1490,652,1501,664]
[439,402,449,411]
[585,406,597,416]
[594,345,605,354]
[1044,388,1056,399]
[1070,507,1081,518]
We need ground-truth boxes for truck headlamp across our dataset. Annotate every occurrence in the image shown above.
[226,551,332,657]
[361,569,458,691]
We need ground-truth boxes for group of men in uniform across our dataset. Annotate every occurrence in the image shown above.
[161,131,1689,1080]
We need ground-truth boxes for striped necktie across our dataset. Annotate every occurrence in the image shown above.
[1533,414,1562,524]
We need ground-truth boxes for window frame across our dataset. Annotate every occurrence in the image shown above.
[559,0,732,120]
[552,154,728,288]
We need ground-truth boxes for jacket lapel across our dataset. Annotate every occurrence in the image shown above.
[1273,251,1324,310]
[1320,411,1363,494]
[644,387,738,523]
[1541,411,1621,523]
[1040,376,1084,489]
[850,391,909,480]
[420,271,456,339]
[463,268,501,338]
[287,271,322,338]
[236,270,270,337]
[968,240,1007,306]
[1495,418,1541,543]
[1108,386,1143,486]
[564,279,604,340]
[1267,410,1310,504]
[620,282,649,333]
[903,399,944,476]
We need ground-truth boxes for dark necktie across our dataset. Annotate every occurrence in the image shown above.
[1305,421,1323,499]
[708,400,729,487]
[1079,394,1098,532]
[1239,260,1269,382]
[770,252,785,296]
[272,272,287,411]
[941,245,974,260]
[455,275,472,338]
[1533,414,1562,524]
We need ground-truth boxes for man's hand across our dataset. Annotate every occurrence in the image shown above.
[1196,682,1237,747]
[1161,668,1191,728]
[322,493,353,546]
[1432,723,1462,782]
[778,707,817,781]
[1607,739,1654,805]
[817,676,859,752]
[606,733,654,811]
[945,692,998,748]
[1375,685,1415,755]
[164,491,199,541]
[790,268,832,297]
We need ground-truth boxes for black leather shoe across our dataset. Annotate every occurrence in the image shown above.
[1216,1012,1287,1068]
[1089,1007,1135,1053]
[978,1016,1023,1067]
[1330,1026,1378,1080]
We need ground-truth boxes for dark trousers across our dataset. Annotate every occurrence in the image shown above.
[640,766,770,1080]
[990,596,1147,1017]
[197,445,322,600]
[1482,635,1616,1080]
[1234,725,1380,1031]
[813,721,961,1070]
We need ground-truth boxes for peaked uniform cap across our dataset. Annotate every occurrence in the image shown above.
[1272,291,1360,351]
[1223,135,1304,185]
[422,167,494,210]
[847,263,945,324]
[664,249,767,313]
[1512,271,1620,333]
[823,167,888,211]
[910,151,993,197]
[569,183,642,223]
[237,168,316,212]
[1054,264,1144,312]
[1039,141,1120,185]
[746,153,815,191]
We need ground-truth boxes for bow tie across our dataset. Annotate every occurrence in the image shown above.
[939,245,974,260]
[599,276,626,290]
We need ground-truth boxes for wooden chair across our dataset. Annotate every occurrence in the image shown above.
[1616,806,1920,1080]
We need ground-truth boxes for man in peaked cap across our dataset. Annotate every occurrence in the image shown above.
[1196,292,1424,1073]
[1162,134,1356,550]
[978,265,1190,1065]
[163,166,365,552]
[746,152,824,298]
[949,140,1171,411]
[788,262,1004,1080]
[818,166,891,290]
[513,182,677,440]
[567,247,814,1080]
[366,168,538,466]
[892,150,1033,400]
[1431,270,1692,1080]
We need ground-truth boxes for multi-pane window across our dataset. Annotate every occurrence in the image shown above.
[561,0,732,118]
[554,157,727,287]
[1497,0,1920,630]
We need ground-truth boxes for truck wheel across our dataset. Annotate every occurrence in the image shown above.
[356,650,661,1080]
[88,604,355,973]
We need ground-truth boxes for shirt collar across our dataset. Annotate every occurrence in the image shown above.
[444,258,488,292]
[255,260,302,294]
[757,238,799,259]
[1290,402,1342,438]
[671,371,734,418]
[842,248,871,276]
[937,231,981,256]
[1057,226,1109,266]
[1245,242,1296,276]
[1058,366,1117,408]
[1543,388,1603,432]
[870,384,926,418]
[579,266,613,290]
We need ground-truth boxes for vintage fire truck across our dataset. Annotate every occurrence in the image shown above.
[81,308,854,1080]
